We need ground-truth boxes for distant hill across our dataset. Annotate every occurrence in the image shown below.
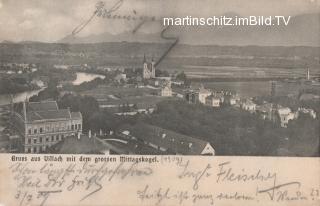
[58,13,319,47]
[0,42,318,70]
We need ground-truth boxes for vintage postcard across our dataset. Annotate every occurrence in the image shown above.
[0,0,319,205]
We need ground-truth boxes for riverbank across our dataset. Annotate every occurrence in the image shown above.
[0,77,39,95]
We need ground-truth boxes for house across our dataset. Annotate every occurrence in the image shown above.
[297,107,317,119]
[205,95,221,107]
[171,80,184,86]
[12,101,82,153]
[240,99,256,113]
[160,82,172,97]
[114,73,127,83]
[185,85,211,104]
[256,103,273,120]
[185,90,199,104]
[277,107,295,128]
[120,123,215,155]
[198,86,212,104]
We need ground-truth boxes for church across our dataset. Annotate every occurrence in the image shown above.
[142,54,155,79]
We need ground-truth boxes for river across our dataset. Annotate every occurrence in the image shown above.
[0,72,106,106]
[72,72,105,85]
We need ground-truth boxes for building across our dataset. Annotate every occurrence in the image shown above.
[12,101,82,153]
[198,86,212,104]
[240,99,257,113]
[142,54,155,79]
[114,73,127,83]
[277,107,295,128]
[256,103,273,120]
[297,107,317,119]
[185,90,199,104]
[121,123,215,155]
[185,86,211,104]
[205,95,221,107]
[160,82,172,97]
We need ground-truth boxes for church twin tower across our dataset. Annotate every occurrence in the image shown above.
[143,54,155,79]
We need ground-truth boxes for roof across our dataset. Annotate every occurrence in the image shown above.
[26,109,71,121]
[19,101,82,122]
[49,134,105,154]
[120,123,213,155]
[256,103,273,112]
[278,107,292,115]
[206,95,220,100]
[71,112,82,119]
[27,101,58,112]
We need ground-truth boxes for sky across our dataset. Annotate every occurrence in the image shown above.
[0,0,319,42]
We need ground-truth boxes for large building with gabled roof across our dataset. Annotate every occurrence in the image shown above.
[12,100,82,153]
[120,123,215,155]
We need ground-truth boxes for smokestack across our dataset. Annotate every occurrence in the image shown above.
[88,130,91,138]
[23,100,27,122]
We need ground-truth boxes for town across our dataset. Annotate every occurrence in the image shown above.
[0,48,319,156]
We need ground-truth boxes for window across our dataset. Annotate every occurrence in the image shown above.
[46,137,49,142]
[27,148,31,153]
[27,138,31,144]
[51,136,54,141]
[78,124,81,129]
[56,135,59,141]
[33,138,37,144]
[40,128,43,133]
[34,129,37,134]
[28,129,31,135]
[39,137,42,143]
[71,125,74,130]
[61,134,64,139]
[75,124,78,130]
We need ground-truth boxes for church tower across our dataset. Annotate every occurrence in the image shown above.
[142,54,155,79]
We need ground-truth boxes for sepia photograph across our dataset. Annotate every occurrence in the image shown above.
[0,0,319,157]
[0,1,320,206]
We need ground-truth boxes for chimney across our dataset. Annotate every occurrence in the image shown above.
[77,132,81,140]
[88,130,91,138]
[23,100,27,122]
